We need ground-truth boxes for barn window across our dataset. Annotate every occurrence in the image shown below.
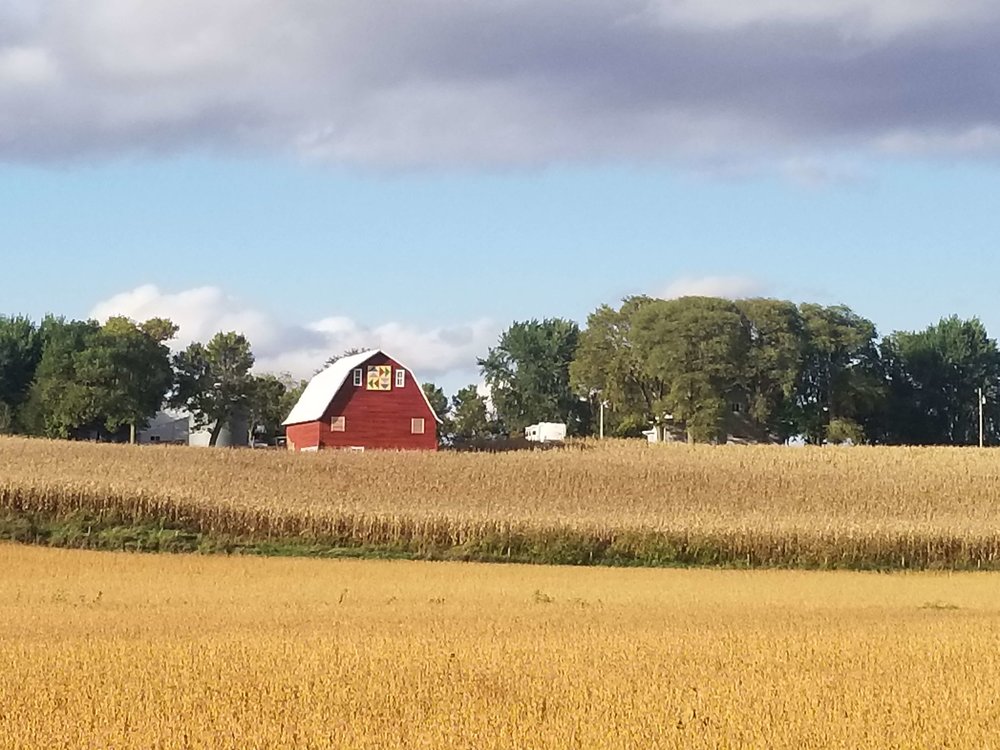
[395,369,406,388]
[331,416,346,432]
[353,369,363,387]
[411,418,425,435]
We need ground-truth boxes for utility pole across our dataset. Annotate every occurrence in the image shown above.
[979,387,985,448]
[599,400,606,439]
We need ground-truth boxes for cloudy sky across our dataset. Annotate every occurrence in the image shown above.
[4,0,1000,391]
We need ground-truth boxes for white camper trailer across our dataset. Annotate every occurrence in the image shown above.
[524,422,567,443]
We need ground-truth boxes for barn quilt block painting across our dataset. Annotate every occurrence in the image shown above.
[367,365,392,390]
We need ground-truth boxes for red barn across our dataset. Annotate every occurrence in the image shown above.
[282,350,440,452]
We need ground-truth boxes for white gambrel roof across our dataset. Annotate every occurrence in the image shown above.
[282,349,442,426]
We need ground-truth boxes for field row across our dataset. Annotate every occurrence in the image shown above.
[4,436,1000,568]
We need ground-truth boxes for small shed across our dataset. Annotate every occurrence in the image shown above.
[282,350,440,452]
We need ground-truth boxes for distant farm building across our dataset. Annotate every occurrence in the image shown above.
[282,350,440,452]
[138,409,250,447]
[138,410,190,445]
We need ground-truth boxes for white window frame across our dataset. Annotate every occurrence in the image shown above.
[331,416,346,432]
[411,418,425,435]
[353,368,363,387]
[395,369,406,389]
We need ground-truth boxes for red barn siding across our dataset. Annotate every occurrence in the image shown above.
[289,352,437,452]
[285,421,320,451]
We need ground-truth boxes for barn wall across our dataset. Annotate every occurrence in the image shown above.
[316,353,438,451]
[286,421,321,452]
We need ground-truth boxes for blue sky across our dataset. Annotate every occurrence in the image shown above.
[3,0,1000,391]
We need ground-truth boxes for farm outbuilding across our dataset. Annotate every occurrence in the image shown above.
[282,350,440,452]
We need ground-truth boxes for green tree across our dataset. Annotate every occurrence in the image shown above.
[796,304,883,444]
[570,297,667,437]
[20,317,101,438]
[0,315,42,431]
[171,331,255,446]
[883,316,1000,445]
[247,373,305,444]
[736,298,807,441]
[22,316,176,441]
[421,382,451,445]
[479,318,590,436]
[631,297,750,443]
[451,385,497,442]
[74,316,177,442]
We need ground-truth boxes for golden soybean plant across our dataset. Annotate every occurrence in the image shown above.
[1,546,1000,748]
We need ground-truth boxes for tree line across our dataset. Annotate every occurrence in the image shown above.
[0,315,305,445]
[476,297,1000,446]
[3,295,999,447]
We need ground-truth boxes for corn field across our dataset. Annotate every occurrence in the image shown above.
[4,436,1000,568]
[2,544,999,749]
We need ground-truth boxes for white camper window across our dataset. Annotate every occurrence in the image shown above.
[395,369,406,388]
[353,368,363,387]
[411,418,425,435]
[331,416,346,432]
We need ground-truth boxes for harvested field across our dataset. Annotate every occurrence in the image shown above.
[2,544,999,749]
[3,436,1000,568]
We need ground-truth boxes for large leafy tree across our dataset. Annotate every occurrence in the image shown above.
[795,304,883,444]
[570,296,667,436]
[0,315,42,432]
[74,316,177,441]
[631,297,750,443]
[20,316,174,440]
[171,331,255,446]
[20,317,101,438]
[247,373,307,444]
[451,384,498,442]
[882,316,1000,445]
[736,298,807,441]
[479,318,590,435]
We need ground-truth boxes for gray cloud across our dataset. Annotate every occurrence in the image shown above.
[3,0,1000,167]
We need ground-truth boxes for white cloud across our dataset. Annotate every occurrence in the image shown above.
[89,284,498,383]
[0,46,58,86]
[658,275,769,300]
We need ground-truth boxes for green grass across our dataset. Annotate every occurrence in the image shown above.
[2,504,996,572]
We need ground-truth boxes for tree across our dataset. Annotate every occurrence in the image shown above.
[631,297,750,443]
[570,296,667,437]
[882,316,1000,445]
[479,319,590,435]
[74,316,176,442]
[736,298,807,442]
[139,317,180,344]
[451,385,498,442]
[20,317,101,438]
[247,373,306,444]
[21,316,176,441]
[0,315,42,431]
[795,304,883,444]
[0,401,12,434]
[421,382,451,445]
[171,331,255,446]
